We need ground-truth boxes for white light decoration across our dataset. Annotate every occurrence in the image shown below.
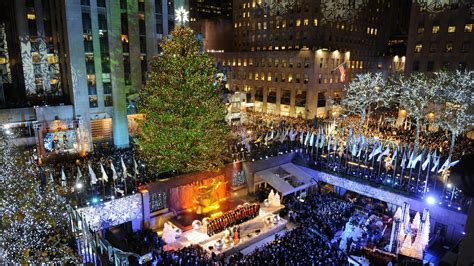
[320,0,368,23]
[77,194,143,231]
[415,0,467,14]
[175,6,189,26]
[259,0,296,16]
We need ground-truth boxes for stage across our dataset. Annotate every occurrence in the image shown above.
[164,203,286,256]
[169,199,246,231]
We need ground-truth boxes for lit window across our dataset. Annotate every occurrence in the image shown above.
[314,19,318,26]
[464,23,473,33]
[288,74,293,83]
[304,19,309,26]
[432,25,439,33]
[415,43,422,53]
[445,43,453,53]
[27,13,36,20]
[448,26,456,33]
[267,73,272,81]
[296,19,301,27]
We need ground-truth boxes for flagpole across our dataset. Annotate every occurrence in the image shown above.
[415,152,423,194]
[392,147,398,187]
[423,156,431,194]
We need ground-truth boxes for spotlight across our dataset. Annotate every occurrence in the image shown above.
[91,197,99,204]
[447,183,452,188]
[75,182,83,189]
[457,207,461,211]
[426,196,436,205]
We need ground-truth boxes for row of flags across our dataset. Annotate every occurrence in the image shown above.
[251,126,459,173]
[55,157,141,192]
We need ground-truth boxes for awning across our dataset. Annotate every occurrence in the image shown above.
[254,163,316,196]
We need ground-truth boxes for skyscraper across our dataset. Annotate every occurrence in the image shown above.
[0,0,174,152]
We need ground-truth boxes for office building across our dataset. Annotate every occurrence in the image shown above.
[0,0,175,154]
[217,0,399,119]
[405,2,473,72]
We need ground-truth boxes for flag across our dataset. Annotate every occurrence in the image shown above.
[421,152,431,170]
[351,141,358,156]
[100,162,108,182]
[292,130,298,141]
[88,163,97,185]
[369,144,381,160]
[289,128,295,141]
[304,131,310,146]
[389,147,398,165]
[409,152,423,169]
[61,167,67,191]
[111,161,118,181]
[406,150,415,168]
[332,138,337,151]
[356,142,363,158]
[319,133,325,149]
[49,172,55,186]
[437,157,451,173]
[449,160,459,167]
[431,150,440,172]
[315,131,320,148]
[76,166,82,184]
[377,146,390,162]
[121,157,128,180]
[300,131,304,144]
[309,132,315,147]
[133,157,139,177]
[401,151,407,168]
[327,135,332,151]
[337,62,347,82]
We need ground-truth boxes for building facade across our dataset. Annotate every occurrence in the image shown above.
[405,3,474,73]
[0,0,175,152]
[219,0,401,119]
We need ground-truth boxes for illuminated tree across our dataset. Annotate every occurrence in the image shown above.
[0,133,79,264]
[137,26,229,174]
[435,70,474,158]
[341,72,391,133]
[395,73,436,149]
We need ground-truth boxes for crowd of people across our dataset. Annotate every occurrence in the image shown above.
[228,227,347,266]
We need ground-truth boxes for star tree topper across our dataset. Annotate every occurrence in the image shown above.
[175,6,189,26]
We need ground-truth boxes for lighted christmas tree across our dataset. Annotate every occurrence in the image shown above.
[0,133,79,263]
[137,26,229,174]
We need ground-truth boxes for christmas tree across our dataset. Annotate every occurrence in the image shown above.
[0,133,79,263]
[137,26,229,174]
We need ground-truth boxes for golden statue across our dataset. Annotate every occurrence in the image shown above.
[193,177,225,214]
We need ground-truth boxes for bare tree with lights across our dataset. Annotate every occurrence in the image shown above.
[341,72,392,133]
[395,73,436,149]
[0,134,79,264]
[434,70,474,158]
